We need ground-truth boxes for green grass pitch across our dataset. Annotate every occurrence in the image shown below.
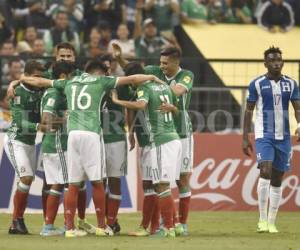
[0,212,299,250]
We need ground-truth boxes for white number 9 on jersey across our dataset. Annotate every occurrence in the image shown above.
[71,85,92,110]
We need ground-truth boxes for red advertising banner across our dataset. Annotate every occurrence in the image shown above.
[137,133,300,211]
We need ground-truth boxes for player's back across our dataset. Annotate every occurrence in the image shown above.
[62,73,117,134]
[140,81,179,146]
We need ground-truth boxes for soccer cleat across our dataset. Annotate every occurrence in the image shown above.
[95,227,107,236]
[8,218,29,235]
[104,225,114,236]
[150,227,176,238]
[40,224,65,236]
[256,220,269,233]
[107,221,121,235]
[77,219,96,234]
[182,224,189,236]
[268,224,279,233]
[65,229,87,238]
[128,226,150,236]
[174,223,184,236]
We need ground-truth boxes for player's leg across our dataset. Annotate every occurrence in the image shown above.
[255,138,274,232]
[267,139,290,233]
[64,131,87,237]
[41,177,50,220]
[40,153,66,236]
[105,140,127,234]
[152,140,182,238]
[4,136,35,234]
[175,136,193,236]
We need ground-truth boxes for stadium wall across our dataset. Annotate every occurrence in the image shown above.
[1,133,299,212]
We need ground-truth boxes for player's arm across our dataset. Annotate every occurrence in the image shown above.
[292,100,300,141]
[171,73,194,97]
[158,102,178,114]
[242,102,255,156]
[19,75,53,88]
[111,89,147,110]
[127,109,136,151]
[170,84,188,97]
[7,80,21,99]
[117,74,165,86]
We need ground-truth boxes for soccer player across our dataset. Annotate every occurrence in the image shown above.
[111,62,182,237]
[39,62,72,236]
[45,42,95,234]
[4,60,48,234]
[242,46,300,233]
[113,44,194,235]
[18,60,164,237]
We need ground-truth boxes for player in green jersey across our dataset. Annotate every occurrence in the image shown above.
[17,60,164,237]
[4,61,51,235]
[111,62,182,238]
[39,62,71,236]
[113,45,194,235]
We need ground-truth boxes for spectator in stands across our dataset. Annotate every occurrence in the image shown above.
[108,24,135,59]
[47,0,84,32]
[134,6,171,65]
[285,0,300,26]
[144,0,180,32]
[0,12,12,44]
[43,10,80,55]
[222,0,252,24]
[0,90,11,131]
[83,26,105,58]
[207,0,224,23]
[181,0,208,24]
[16,26,38,52]
[32,38,47,57]
[98,21,112,54]
[257,0,295,32]
[0,40,16,57]
[100,54,124,76]
[83,0,126,35]
[1,59,23,88]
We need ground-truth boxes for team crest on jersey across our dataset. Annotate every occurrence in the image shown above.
[183,76,191,84]
[282,82,291,92]
[137,91,144,98]
[47,98,55,107]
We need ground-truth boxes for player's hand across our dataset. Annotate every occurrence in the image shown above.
[37,123,57,133]
[158,102,175,113]
[112,43,122,58]
[295,127,300,141]
[242,138,253,156]
[7,80,20,99]
[129,133,135,151]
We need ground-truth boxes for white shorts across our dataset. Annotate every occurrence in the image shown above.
[152,139,182,184]
[105,140,127,177]
[68,131,105,183]
[3,134,37,179]
[140,145,155,181]
[42,152,68,185]
[177,135,194,175]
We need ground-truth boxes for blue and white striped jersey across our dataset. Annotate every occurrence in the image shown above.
[247,75,300,140]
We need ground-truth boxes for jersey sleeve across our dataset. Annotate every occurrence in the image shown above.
[137,86,149,103]
[291,80,300,101]
[52,79,67,91]
[247,80,258,103]
[101,76,118,91]
[42,90,58,115]
[176,71,194,92]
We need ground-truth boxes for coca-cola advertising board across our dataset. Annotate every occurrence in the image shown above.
[137,133,300,211]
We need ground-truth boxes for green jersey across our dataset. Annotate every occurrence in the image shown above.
[181,0,208,20]
[53,73,117,134]
[137,81,179,146]
[7,84,43,145]
[40,88,68,153]
[102,85,131,144]
[144,65,194,138]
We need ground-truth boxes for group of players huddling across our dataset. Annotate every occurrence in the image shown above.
[4,42,194,238]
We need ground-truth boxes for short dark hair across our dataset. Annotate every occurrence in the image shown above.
[264,46,282,59]
[99,54,113,63]
[160,47,181,60]
[52,61,75,79]
[24,60,45,75]
[124,62,144,76]
[56,42,76,55]
[84,59,108,74]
